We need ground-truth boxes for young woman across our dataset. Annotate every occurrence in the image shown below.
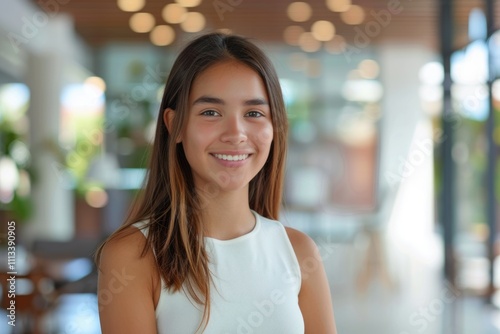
[96,32,337,334]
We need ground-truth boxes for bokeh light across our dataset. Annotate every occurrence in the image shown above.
[85,187,109,208]
[129,12,155,33]
[284,25,305,46]
[287,2,313,22]
[340,5,365,25]
[117,0,145,12]
[358,59,380,79]
[326,0,351,13]
[176,0,202,7]
[162,3,187,24]
[311,20,335,41]
[180,12,206,33]
[299,32,321,52]
[150,25,176,46]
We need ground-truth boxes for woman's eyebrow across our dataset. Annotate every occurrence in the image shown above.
[192,95,224,106]
[192,95,269,106]
[243,98,268,106]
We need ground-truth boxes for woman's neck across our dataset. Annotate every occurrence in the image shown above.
[197,187,255,240]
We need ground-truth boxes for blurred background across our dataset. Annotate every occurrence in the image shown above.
[0,0,499,333]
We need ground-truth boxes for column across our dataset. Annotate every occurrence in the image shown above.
[23,15,75,242]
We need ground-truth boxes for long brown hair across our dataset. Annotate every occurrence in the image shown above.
[95,32,288,332]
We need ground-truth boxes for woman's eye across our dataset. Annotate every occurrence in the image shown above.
[201,110,220,116]
[246,111,264,118]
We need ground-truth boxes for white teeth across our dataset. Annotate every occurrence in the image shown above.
[213,154,249,161]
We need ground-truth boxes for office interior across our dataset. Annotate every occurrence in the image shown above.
[0,0,499,333]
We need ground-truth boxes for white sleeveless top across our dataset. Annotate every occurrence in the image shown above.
[133,210,305,334]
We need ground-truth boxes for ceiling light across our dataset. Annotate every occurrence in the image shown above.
[311,20,335,41]
[299,32,321,53]
[129,12,155,33]
[180,12,206,32]
[176,0,202,7]
[284,25,305,46]
[150,25,175,46]
[287,2,312,22]
[162,3,187,24]
[326,0,351,13]
[340,5,365,25]
[117,0,145,12]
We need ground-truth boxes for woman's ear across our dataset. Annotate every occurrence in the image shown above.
[163,108,181,143]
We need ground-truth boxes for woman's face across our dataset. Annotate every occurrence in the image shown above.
[181,60,274,194]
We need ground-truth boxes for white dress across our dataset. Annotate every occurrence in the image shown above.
[132,210,305,334]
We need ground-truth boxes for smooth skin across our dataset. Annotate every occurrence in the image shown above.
[98,60,337,333]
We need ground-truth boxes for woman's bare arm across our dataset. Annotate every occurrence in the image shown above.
[286,227,338,334]
[98,227,159,334]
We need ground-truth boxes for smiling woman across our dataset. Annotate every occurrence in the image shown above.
[166,60,274,195]
[94,32,337,334]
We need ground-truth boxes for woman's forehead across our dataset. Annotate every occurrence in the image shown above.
[189,60,269,104]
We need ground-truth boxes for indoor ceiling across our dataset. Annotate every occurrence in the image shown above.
[32,0,499,51]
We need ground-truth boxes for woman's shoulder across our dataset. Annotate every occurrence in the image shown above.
[99,224,161,292]
[284,226,320,263]
[98,224,157,278]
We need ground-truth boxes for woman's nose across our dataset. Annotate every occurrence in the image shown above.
[220,115,247,144]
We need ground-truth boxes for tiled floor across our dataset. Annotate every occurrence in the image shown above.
[321,236,500,334]
[1,233,499,334]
